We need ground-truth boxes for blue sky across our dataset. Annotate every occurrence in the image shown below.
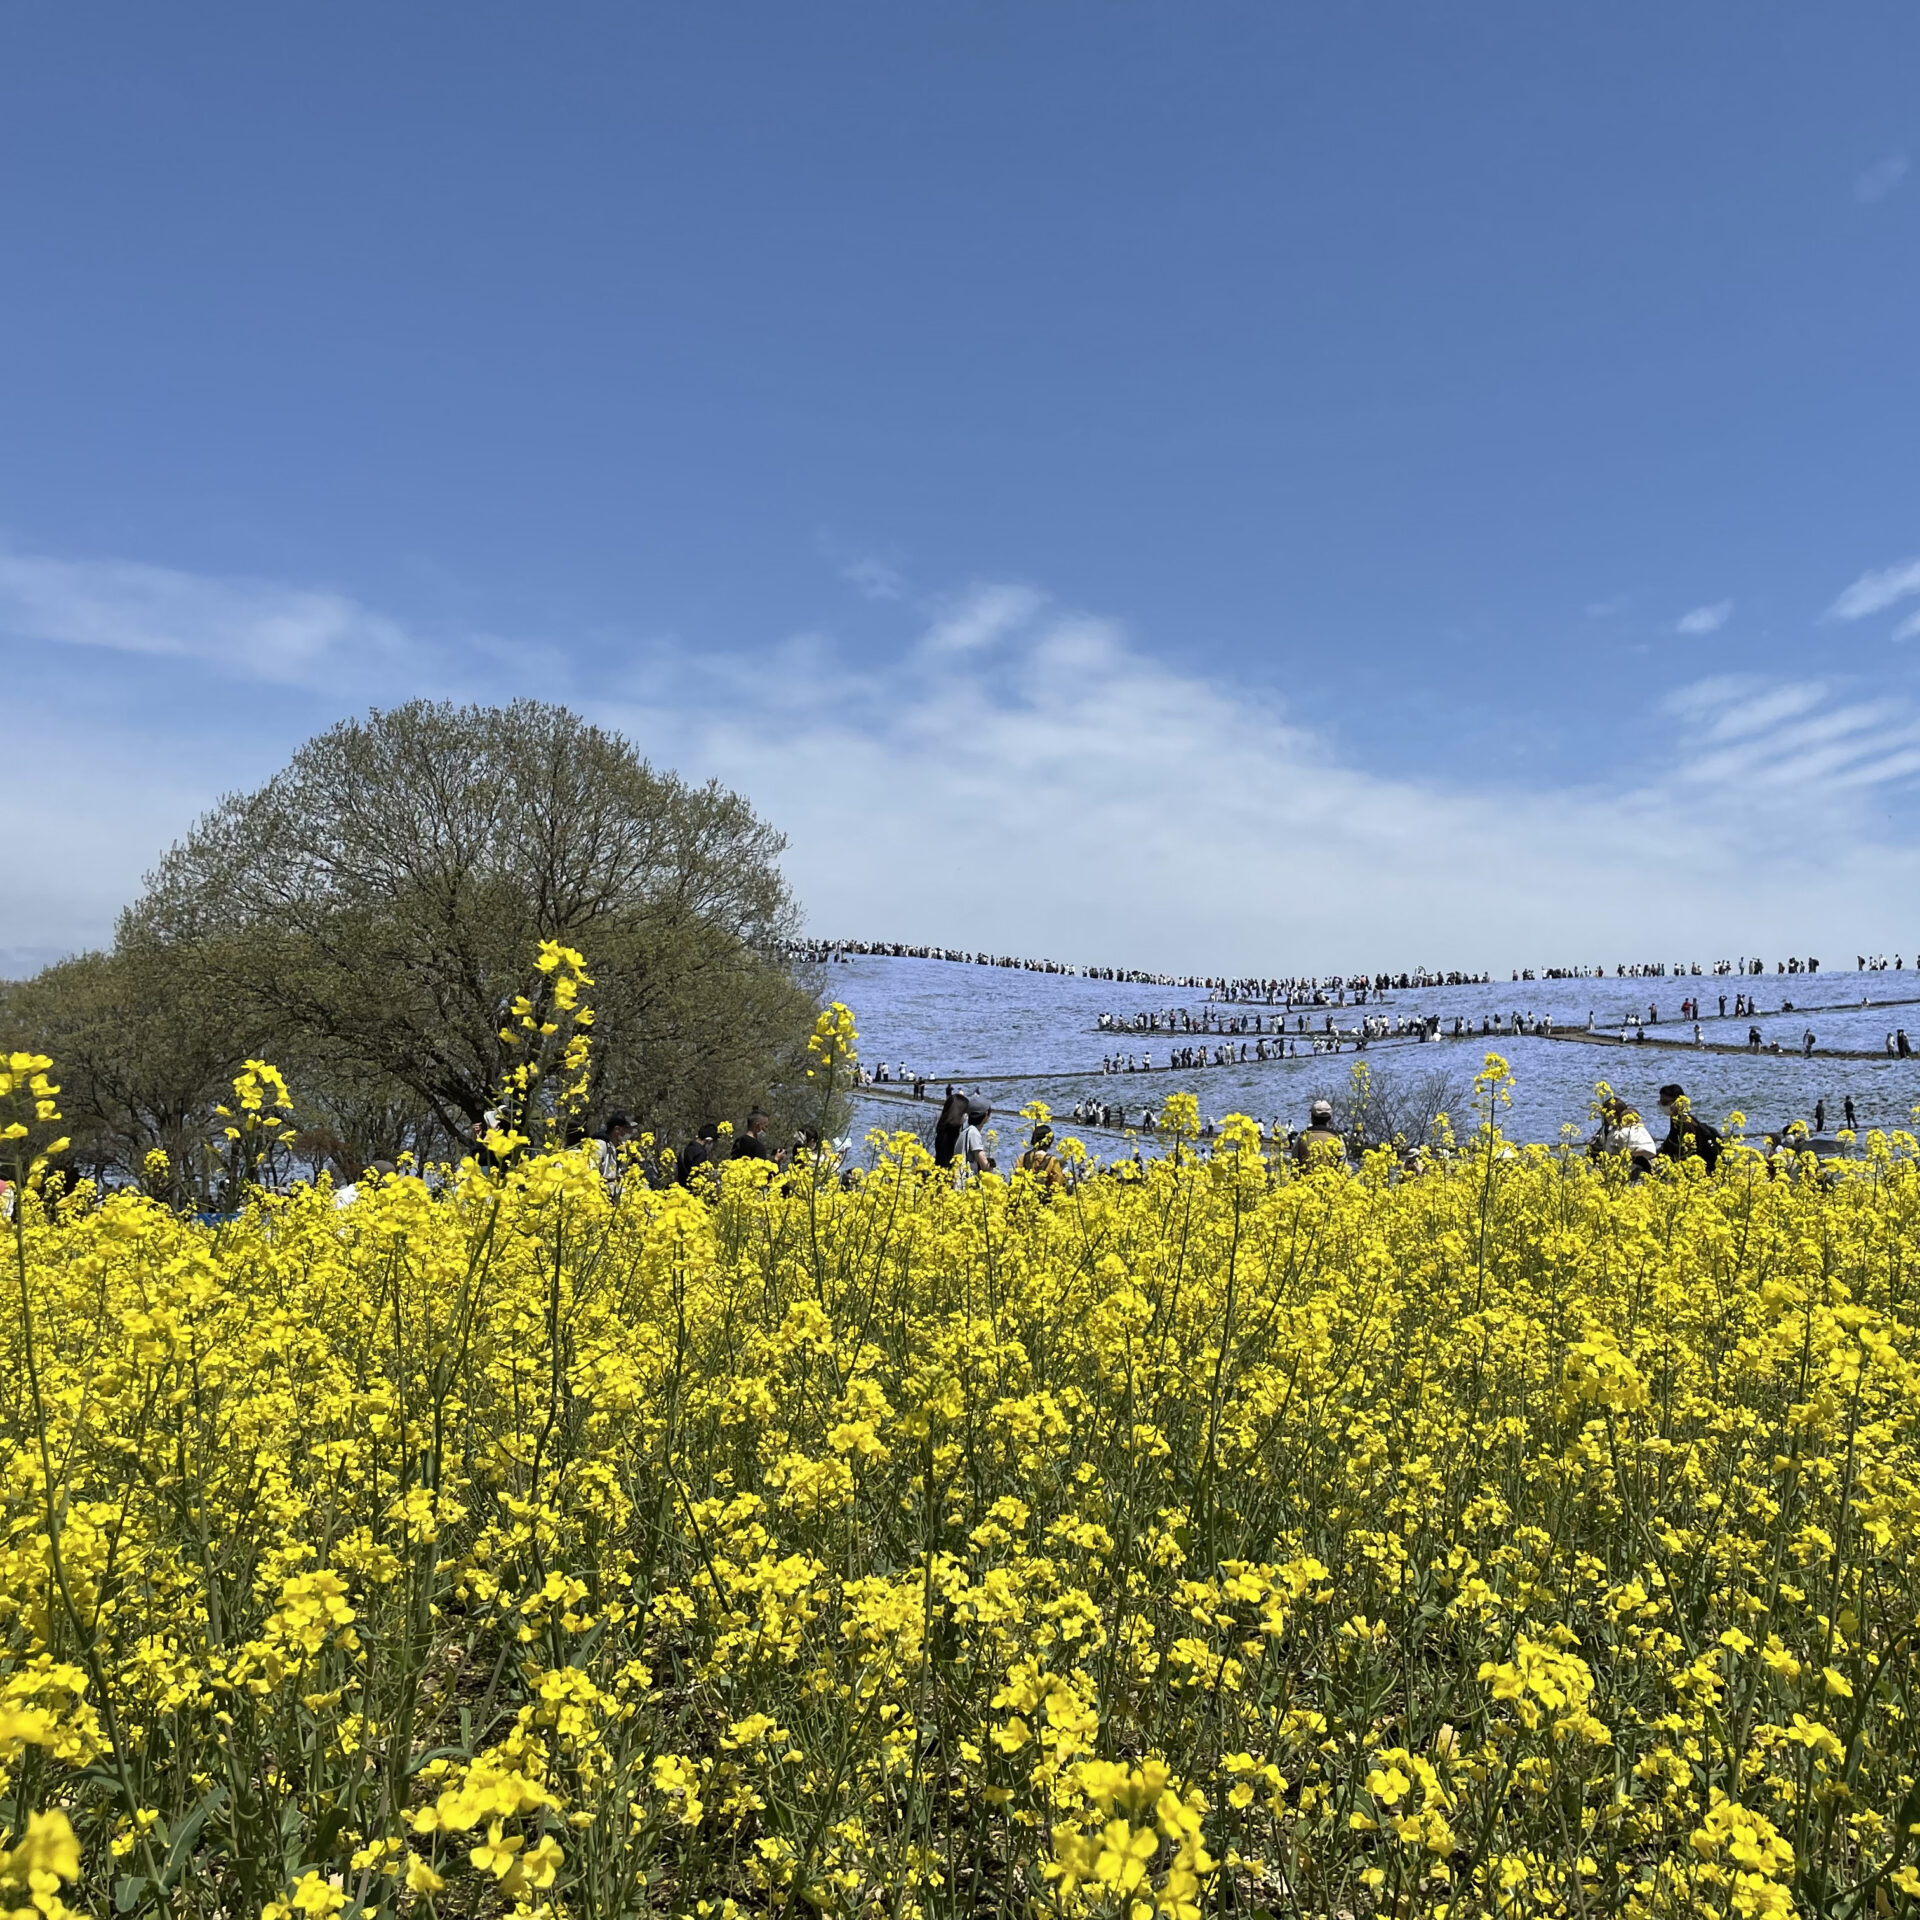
[5,5,1920,973]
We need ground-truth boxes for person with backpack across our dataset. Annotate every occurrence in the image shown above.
[1656,1084,1721,1171]
[1292,1099,1346,1169]
[1015,1122,1067,1191]
[1591,1097,1658,1178]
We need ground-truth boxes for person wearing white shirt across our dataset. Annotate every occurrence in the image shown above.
[1588,1099,1657,1177]
[594,1115,633,1196]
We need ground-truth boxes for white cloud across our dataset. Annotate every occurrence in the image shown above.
[1675,599,1732,634]
[0,545,426,687]
[1856,153,1910,204]
[597,592,1920,970]
[7,553,1920,976]
[1665,675,1920,794]
[1827,557,1920,621]
[920,583,1043,654]
[1664,676,1824,740]
[1894,607,1920,644]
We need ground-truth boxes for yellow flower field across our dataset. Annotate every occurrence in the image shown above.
[5,1027,1920,1919]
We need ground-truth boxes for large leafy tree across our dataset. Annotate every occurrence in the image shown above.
[110,699,817,1149]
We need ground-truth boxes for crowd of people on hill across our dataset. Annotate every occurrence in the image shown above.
[1100,1034,1330,1072]
[1097,1009,1540,1058]
[1089,978,1920,1064]
[789,936,1505,995]
[784,936,1888,990]
[1532,957,1824,979]
[1196,971,1491,1000]
[1101,998,1357,1032]
[783,938,1279,989]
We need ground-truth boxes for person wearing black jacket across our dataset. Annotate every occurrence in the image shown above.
[677,1121,721,1188]
[1656,1085,1721,1170]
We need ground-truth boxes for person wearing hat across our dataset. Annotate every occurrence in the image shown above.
[1293,1098,1345,1168]
[954,1100,994,1187]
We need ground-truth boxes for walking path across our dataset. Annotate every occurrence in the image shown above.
[1536,992,1920,1061]
[1540,1029,1915,1063]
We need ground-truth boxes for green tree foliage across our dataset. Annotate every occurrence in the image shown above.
[5,700,821,1185]
[0,939,260,1202]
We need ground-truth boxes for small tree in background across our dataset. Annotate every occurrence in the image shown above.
[0,939,262,1205]
[1307,1059,1467,1155]
[3,700,823,1183]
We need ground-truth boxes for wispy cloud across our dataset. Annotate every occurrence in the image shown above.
[1856,153,1910,204]
[1675,599,1732,634]
[920,583,1043,654]
[1895,608,1920,644]
[1664,676,1823,739]
[1827,557,1920,621]
[0,546,426,687]
[1666,675,1920,795]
